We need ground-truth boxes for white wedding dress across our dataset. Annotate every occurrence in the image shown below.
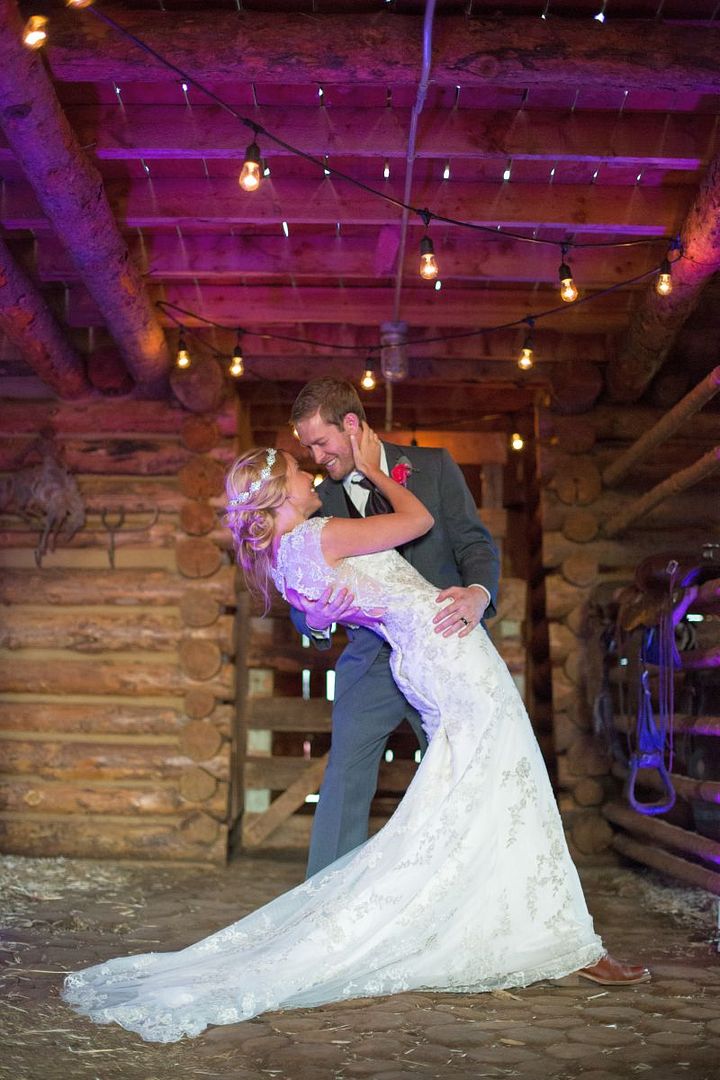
[63,517,604,1042]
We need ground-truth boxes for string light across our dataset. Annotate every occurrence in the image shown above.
[176,332,191,369]
[518,318,535,370]
[22,15,48,49]
[510,432,525,451]
[239,140,262,192]
[558,245,579,303]
[229,331,244,377]
[360,357,377,391]
[71,2,674,262]
[419,213,439,280]
[656,257,673,296]
[419,236,439,280]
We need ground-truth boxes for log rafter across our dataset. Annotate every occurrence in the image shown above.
[0,0,169,396]
[607,150,720,402]
[0,235,91,399]
[43,12,720,92]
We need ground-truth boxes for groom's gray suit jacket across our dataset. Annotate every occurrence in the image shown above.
[292,441,500,703]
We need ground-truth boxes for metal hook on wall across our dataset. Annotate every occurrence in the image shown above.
[99,506,159,569]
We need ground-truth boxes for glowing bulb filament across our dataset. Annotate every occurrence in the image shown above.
[656,258,673,297]
[419,235,439,281]
[23,15,48,49]
[176,348,190,369]
[656,273,672,296]
[239,141,262,192]
[560,276,578,302]
[360,367,377,391]
[229,344,244,378]
[510,433,524,452]
[420,252,438,280]
[518,346,534,371]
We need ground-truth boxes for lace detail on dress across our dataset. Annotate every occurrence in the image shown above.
[62,514,604,1042]
[271,516,335,602]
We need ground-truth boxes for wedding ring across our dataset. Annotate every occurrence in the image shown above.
[459,616,469,626]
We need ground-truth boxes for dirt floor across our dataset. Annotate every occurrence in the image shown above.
[0,852,718,1080]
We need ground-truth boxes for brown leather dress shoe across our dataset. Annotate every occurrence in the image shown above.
[577,953,651,986]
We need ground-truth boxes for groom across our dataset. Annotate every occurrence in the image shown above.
[288,377,500,879]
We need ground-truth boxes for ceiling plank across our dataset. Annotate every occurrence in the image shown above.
[44,11,720,92]
[34,232,658,287]
[0,105,711,170]
[66,283,635,332]
[1,178,688,235]
[0,0,169,396]
[0,235,91,399]
[606,150,720,401]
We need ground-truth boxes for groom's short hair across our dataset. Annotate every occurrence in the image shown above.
[291,377,368,430]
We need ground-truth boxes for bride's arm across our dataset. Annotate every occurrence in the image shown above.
[321,423,434,564]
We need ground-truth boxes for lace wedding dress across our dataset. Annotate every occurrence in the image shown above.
[63,517,604,1042]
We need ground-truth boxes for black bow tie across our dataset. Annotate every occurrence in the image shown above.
[352,476,392,516]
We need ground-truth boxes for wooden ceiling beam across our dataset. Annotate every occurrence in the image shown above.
[125,326,609,363]
[0,105,710,171]
[0,0,169,396]
[0,235,91,399]
[216,355,549,387]
[34,232,656,287]
[0,326,608,364]
[2,177,686,235]
[66,283,634,333]
[44,11,720,92]
[606,151,720,402]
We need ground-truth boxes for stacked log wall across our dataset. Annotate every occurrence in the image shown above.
[539,402,720,865]
[0,398,238,862]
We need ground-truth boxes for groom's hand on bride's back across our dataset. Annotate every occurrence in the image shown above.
[286,586,383,635]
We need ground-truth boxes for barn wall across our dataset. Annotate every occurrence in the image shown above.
[0,397,238,862]
[539,401,720,867]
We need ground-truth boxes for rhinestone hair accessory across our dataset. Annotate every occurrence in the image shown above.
[228,448,278,506]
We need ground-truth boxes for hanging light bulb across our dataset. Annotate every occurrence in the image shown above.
[558,246,578,303]
[176,332,191,369]
[360,357,377,391]
[239,140,262,192]
[228,330,244,377]
[510,432,525,452]
[23,15,48,49]
[656,257,673,297]
[518,318,535,370]
[419,235,439,280]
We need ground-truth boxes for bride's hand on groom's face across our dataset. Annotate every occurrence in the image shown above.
[348,421,381,476]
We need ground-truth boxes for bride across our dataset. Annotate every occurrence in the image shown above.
[62,425,648,1043]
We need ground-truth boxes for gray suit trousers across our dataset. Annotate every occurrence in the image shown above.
[306,642,427,879]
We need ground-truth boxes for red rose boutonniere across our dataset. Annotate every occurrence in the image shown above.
[391,461,412,486]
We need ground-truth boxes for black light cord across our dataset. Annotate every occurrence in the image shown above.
[86,4,673,255]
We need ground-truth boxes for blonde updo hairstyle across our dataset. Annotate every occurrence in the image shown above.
[225,447,289,610]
